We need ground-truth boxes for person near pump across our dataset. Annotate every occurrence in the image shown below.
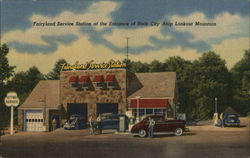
[52,118,57,131]
[88,115,94,135]
[220,113,224,128]
[148,117,155,138]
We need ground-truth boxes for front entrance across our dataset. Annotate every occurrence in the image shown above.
[67,103,88,124]
[96,103,118,115]
[24,110,45,132]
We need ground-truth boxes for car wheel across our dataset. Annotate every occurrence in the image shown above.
[174,128,183,136]
[138,129,147,138]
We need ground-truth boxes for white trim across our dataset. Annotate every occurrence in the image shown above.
[128,97,174,100]
[19,107,59,110]
[128,107,168,109]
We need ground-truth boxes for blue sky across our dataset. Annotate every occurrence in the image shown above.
[1,0,249,73]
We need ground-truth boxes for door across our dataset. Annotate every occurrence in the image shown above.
[25,110,45,132]
[152,117,167,132]
[67,103,88,128]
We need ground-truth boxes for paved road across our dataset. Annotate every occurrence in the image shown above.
[0,118,249,158]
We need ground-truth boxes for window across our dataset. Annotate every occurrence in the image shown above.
[69,76,79,88]
[96,82,105,88]
[107,82,115,88]
[146,109,153,115]
[139,109,145,116]
[93,75,105,89]
[154,109,164,115]
[105,75,116,89]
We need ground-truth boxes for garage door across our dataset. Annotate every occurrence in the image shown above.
[67,103,88,124]
[25,110,46,132]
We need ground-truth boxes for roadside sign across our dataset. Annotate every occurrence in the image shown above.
[4,92,20,135]
[4,92,20,107]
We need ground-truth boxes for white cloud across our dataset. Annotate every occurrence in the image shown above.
[170,12,248,41]
[7,35,200,74]
[212,37,249,69]
[7,36,248,74]
[103,26,171,48]
[2,1,118,45]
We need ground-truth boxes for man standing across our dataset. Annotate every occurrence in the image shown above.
[88,114,94,135]
[148,117,155,138]
[52,118,57,131]
[220,113,224,128]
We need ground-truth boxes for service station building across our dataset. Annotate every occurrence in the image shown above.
[18,62,177,132]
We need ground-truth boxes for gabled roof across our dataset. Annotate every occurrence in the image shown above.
[127,72,176,99]
[19,80,60,109]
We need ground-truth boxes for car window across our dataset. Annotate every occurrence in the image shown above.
[154,117,165,123]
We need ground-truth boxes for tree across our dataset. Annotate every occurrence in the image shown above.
[130,61,149,73]
[46,59,67,80]
[8,66,44,94]
[7,66,44,124]
[0,44,15,128]
[231,49,250,115]
[149,60,164,72]
[0,44,15,84]
[163,56,193,114]
[189,51,232,119]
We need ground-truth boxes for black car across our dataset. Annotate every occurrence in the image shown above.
[224,113,240,127]
[64,114,86,130]
[92,113,129,131]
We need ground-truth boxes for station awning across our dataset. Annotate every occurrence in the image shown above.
[69,76,78,82]
[93,75,104,82]
[105,74,115,82]
[79,76,90,83]
[129,99,169,108]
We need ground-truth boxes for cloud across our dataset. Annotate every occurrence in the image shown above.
[170,12,248,41]
[7,36,248,74]
[211,37,249,69]
[2,1,118,53]
[7,35,201,74]
[103,26,171,48]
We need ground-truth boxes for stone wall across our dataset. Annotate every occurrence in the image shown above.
[60,69,127,117]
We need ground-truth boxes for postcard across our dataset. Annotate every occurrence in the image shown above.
[0,0,249,158]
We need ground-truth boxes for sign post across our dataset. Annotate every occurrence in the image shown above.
[4,92,20,135]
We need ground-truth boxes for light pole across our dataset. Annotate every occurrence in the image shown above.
[215,97,218,114]
[213,97,219,126]
[135,96,140,123]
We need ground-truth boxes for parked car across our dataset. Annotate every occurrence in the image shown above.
[131,115,186,137]
[224,113,240,127]
[92,113,129,131]
[64,114,86,130]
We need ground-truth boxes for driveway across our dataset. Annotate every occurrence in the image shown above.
[0,118,249,158]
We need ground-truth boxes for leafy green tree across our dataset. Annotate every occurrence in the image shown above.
[231,49,250,115]
[163,56,193,114]
[0,44,15,128]
[130,61,149,73]
[190,51,232,119]
[149,60,164,72]
[46,59,67,80]
[7,66,44,124]
[0,44,15,84]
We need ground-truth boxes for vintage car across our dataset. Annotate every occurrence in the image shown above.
[92,113,129,131]
[224,113,240,127]
[131,115,186,137]
[64,114,86,130]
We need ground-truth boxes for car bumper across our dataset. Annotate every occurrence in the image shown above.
[224,123,240,126]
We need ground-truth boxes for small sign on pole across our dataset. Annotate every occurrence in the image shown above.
[4,92,20,135]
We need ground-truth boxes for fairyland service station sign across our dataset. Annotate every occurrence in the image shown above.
[4,92,19,107]
[60,60,126,71]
